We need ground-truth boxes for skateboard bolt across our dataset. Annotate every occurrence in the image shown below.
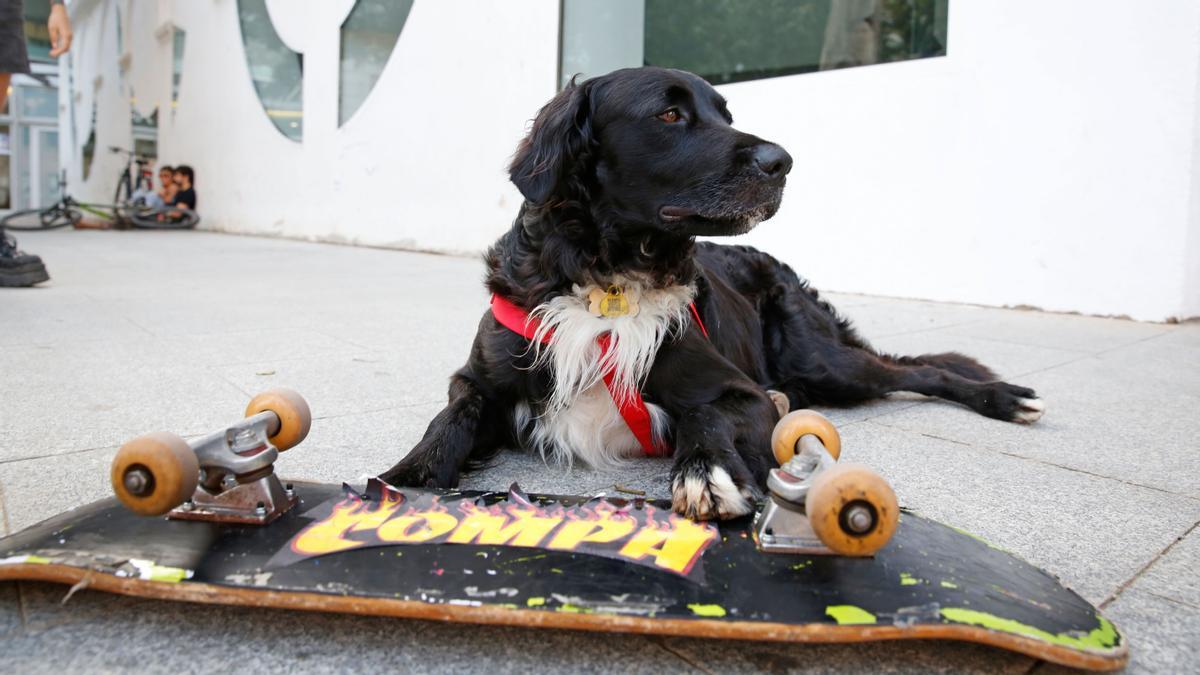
[844,504,875,534]
[255,501,267,517]
[123,468,153,497]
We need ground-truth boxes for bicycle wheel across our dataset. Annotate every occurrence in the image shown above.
[113,172,132,208]
[128,206,199,230]
[2,206,81,230]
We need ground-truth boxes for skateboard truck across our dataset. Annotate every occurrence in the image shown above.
[111,389,312,525]
[754,410,899,557]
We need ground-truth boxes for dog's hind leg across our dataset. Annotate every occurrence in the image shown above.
[883,352,997,383]
[751,253,1042,423]
[774,348,1044,423]
[379,369,506,488]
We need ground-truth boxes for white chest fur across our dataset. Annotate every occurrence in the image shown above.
[514,277,695,468]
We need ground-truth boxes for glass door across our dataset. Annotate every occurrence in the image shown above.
[16,125,60,209]
[31,126,60,207]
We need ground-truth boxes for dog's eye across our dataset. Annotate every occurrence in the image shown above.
[657,108,682,123]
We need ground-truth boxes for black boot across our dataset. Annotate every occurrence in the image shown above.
[0,228,50,287]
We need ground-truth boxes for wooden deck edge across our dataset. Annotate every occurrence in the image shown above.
[0,564,1128,671]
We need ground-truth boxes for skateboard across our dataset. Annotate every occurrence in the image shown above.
[0,390,1126,671]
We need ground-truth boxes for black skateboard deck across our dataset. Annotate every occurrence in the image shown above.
[0,479,1126,670]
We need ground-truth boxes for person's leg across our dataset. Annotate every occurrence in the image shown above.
[0,2,50,286]
[1,70,51,287]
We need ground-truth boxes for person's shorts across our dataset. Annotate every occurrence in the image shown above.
[0,0,31,75]
[131,190,165,209]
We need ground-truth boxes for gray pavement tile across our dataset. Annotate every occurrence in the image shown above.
[869,336,1200,498]
[811,395,926,427]
[460,449,676,498]
[0,336,181,374]
[940,310,1175,353]
[1039,588,1200,675]
[0,328,363,379]
[869,330,1086,380]
[308,299,487,355]
[1142,322,1200,349]
[155,329,365,367]
[0,583,20,639]
[281,403,445,484]
[659,635,1033,673]
[2,582,690,675]
[838,422,1200,605]
[820,291,882,308]
[0,362,248,461]
[0,448,117,534]
[0,298,152,348]
[102,295,335,338]
[1126,524,1200,610]
[838,297,994,341]
[19,231,483,341]
[213,354,454,419]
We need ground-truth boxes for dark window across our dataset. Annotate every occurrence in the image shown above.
[561,0,949,86]
[339,0,412,126]
[646,0,948,84]
[237,0,304,140]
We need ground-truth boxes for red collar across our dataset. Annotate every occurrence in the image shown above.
[491,294,549,343]
[490,293,708,456]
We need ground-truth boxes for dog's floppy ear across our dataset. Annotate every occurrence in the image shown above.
[509,78,594,205]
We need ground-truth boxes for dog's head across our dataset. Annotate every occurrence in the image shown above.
[509,67,792,237]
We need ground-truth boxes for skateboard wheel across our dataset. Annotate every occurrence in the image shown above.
[805,463,898,557]
[771,409,841,465]
[111,432,200,516]
[245,388,311,452]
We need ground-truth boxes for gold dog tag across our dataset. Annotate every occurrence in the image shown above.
[589,285,639,318]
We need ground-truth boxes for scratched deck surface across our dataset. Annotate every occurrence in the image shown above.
[0,481,1125,670]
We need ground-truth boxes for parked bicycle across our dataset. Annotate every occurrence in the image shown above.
[1,149,199,231]
[110,145,155,208]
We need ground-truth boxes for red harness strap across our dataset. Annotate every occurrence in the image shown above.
[490,294,708,457]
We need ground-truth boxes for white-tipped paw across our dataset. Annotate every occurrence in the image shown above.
[671,464,756,521]
[1013,397,1045,424]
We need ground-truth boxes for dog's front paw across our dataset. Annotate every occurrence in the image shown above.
[671,458,758,521]
[977,383,1045,424]
[378,459,449,489]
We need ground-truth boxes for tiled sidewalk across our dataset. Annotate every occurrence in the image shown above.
[1,230,1196,673]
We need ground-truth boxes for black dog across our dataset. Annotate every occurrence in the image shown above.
[381,67,1043,520]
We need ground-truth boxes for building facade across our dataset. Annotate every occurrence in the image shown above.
[61,0,1200,321]
[1,0,62,214]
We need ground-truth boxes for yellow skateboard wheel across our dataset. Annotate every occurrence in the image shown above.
[245,388,311,452]
[771,409,841,465]
[805,463,898,556]
[111,432,199,516]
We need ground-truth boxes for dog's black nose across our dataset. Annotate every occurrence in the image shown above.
[752,144,793,179]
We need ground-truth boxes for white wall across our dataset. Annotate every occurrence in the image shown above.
[727,0,1200,321]
[160,0,556,254]
[63,0,1200,321]
[63,0,127,205]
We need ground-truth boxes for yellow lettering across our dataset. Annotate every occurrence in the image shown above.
[292,497,401,555]
[618,519,718,574]
[378,511,458,543]
[448,508,563,547]
[547,515,636,550]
